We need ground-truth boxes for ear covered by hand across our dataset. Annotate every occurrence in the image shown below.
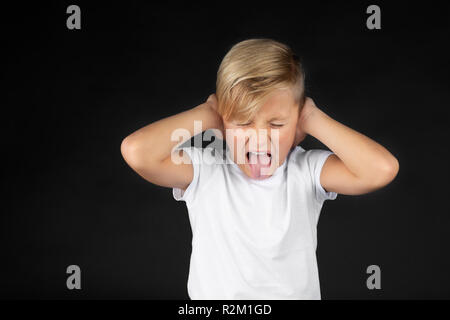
[206,93,219,112]
[292,97,319,149]
[205,93,225,139]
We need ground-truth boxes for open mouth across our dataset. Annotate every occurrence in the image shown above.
[246,151,272,164]
[244,151,273,179]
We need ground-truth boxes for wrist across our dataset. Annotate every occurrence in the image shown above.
[302,108,328,136]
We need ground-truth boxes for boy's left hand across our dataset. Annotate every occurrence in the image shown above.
[292,97,320,148]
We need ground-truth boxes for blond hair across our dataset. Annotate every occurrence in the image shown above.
[216,38,305,122]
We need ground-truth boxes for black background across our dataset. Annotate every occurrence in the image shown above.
[1,0,450,299]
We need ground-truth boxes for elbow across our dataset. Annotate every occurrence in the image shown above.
[390,157,400,178]
[384,156,400,183]
[373,156,400,188]
[121,136,142,168]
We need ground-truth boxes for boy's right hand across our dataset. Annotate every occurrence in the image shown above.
[204,93,225,139]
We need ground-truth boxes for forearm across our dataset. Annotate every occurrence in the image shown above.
[121,102,223,165]
[304,108,399,183]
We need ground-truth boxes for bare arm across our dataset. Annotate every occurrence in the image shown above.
[295,98,399,195]
[120,94,224,190]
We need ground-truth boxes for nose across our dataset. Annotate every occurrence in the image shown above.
[245,124,271,150]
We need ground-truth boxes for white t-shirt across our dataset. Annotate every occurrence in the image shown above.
[172,143,338,300]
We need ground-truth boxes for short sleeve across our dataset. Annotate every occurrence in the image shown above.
[172,146,202,204]
[306,149,338,203]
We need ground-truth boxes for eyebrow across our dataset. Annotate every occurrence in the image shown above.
[267,116,288,121]
[235,115,288,123]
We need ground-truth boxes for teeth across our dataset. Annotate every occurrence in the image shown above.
[249,151,268,155]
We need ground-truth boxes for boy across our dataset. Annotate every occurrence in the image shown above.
[120,38,399,299]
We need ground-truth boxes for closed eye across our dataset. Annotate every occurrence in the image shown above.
[234,122,284,127]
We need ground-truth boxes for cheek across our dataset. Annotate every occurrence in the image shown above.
[275,126,296,147]
[224,128,242,142]
[223,127,245,154]
[224,127,256,146]
[271,127,296,162]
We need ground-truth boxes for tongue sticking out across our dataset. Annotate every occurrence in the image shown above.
[248,153,272,179]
